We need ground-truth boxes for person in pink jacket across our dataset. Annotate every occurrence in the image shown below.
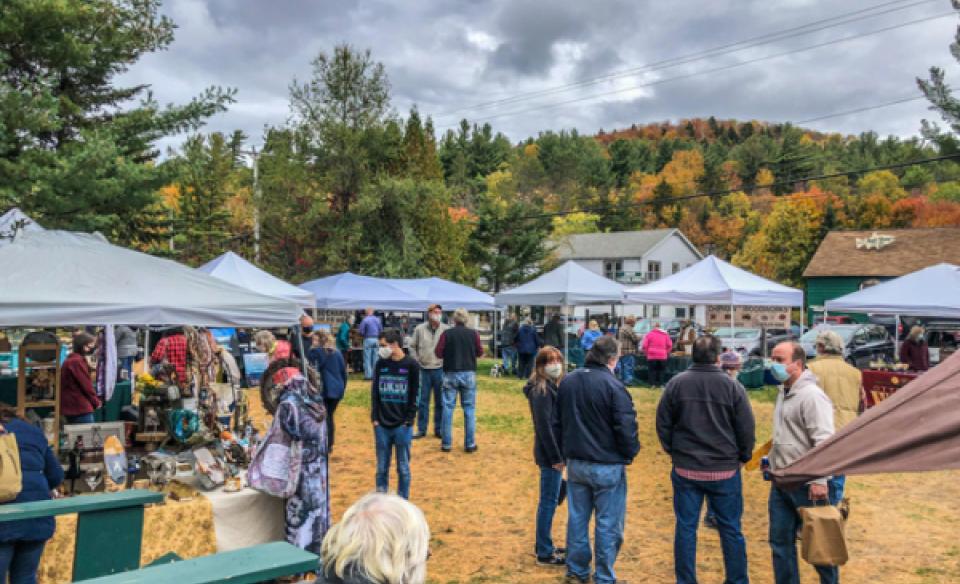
[642,322,673,387]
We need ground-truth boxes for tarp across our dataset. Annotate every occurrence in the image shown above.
[0,230,303,327]
[825,263,960,318]
[773,349,960,489]
[0,208,43,244]
[299,273,496,311]
[624,255,803,306]
[494,261,625,306]
[198,251,316,310]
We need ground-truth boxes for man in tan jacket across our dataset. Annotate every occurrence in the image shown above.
[409,304,450,439]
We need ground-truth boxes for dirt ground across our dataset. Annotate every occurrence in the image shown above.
[326,364,960,584]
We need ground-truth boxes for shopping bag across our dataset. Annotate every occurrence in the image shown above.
[799,501,848,567]
[0,425,23,502]
[247,400,302,498]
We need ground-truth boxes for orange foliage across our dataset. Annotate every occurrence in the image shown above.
[447,206,474,223]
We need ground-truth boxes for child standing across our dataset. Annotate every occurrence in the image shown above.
[371,328,420,499]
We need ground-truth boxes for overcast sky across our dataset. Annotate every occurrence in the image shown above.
[123,0,960,153]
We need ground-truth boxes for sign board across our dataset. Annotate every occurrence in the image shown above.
[861,369,918,409]
[242,352,269,387]
[707,305,790,329]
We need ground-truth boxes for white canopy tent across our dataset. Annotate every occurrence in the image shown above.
[299,273,497,312]
[0,208,43,244]
[494,261,626,363]
[825,263,960,318]
[0,230,303,327]
[198,251,315,310]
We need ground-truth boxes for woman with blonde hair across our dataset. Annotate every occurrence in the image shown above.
[254,330,291,363]
[899,325,930,371]
[580,320,602,351]
[309,330,348,450]
[523,346,566,567]
[319,492,430,584]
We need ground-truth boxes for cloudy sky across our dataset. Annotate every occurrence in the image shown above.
[123,0,960,152]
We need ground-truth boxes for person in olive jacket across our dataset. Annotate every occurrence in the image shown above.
[523,346,567,567]
[0,404,64,583]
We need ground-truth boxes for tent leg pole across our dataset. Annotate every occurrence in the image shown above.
[144,328,150,371]
[730,305,735,351]
[895,314,901,359]
[493,311,498,362]
[564,308,569,369]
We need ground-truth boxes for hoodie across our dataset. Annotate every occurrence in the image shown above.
[770,369,835,485]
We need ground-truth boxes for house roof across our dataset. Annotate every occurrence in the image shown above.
[803,228,960,278]
[554,228,700,260]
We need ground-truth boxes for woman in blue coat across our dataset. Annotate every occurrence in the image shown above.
[516,318,543,380]
[308,330,348,450]
[0,405,64,584]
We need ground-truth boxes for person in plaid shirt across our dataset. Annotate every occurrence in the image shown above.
[151,328,188,387]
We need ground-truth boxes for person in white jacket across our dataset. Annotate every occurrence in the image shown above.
[767,341,839,584]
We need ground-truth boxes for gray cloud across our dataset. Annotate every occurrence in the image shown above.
[120,0,960,153]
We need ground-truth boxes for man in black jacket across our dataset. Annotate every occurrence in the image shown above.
[552,336,640,584]
[656,335,755,584]
[434,308,484,453]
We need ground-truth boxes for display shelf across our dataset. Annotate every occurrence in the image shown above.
[17,339,62,454]
[24,400,57,408]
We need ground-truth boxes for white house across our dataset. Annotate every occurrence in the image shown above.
[555,228,705,323]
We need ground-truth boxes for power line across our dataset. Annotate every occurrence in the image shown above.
[436,0,938,118]
[498,154,960,223]
[795,95,926,124]
[437,11,954,128]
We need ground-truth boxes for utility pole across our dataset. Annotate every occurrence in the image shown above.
[238,148,262,264]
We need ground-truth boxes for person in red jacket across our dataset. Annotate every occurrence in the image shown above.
[60,332,101,424]
[899,325,930,371]
[641,322,673,388]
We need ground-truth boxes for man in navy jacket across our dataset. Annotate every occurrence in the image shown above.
[552,336,640,584]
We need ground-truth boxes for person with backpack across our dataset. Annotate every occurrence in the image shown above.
[0,404,64,583]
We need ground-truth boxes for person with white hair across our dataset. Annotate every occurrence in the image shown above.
[434,308,484,453]
[318,493,430,584]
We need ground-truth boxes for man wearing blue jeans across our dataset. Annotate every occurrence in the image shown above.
[501,314,519,376]
[359,308,383,380]
[552,336,640,584]
[371,328,419,499]
[434,308,484,453]
[409,304,450,438]
[767,341,837,584]
[656,335,755,584]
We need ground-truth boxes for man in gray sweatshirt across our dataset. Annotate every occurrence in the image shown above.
[768,341,839,584]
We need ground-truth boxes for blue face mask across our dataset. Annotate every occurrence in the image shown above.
[770,362,790,382]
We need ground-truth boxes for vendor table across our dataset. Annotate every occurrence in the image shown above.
[0,378,131,421]
[861,369,920,409]
[633,354,691,387]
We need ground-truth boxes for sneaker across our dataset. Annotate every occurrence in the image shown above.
[412,433,426,440]
[702,515,718,530]
[441,446,452,453]
[564,575,590,583]
[465,445,478,453]
[536,553,565,566]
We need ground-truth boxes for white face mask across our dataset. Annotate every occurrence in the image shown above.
[378,347,394,359]
[429,313,441,323]
[544,363,563,379]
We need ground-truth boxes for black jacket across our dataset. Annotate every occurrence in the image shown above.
[552,365,641,465]
[655,364,756,471]
[543,320,565,349]
[435,325,483,373]
[523,379,563,467]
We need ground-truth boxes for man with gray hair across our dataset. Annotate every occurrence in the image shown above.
[552,335,640,584]
[808,328,863,502]
[318,492,430,584]
[434,308,484,453]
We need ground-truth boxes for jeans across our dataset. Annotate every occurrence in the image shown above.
[374,424,412,499]
[0,540,46,584]
[324,398,340,449]
[769,478,843,584]
[417,369,444,437]
[66,413,95,424]
[501,346,518,375]
[441,371,477,449]
[672,469,748,584]
[536,466,563,558]
[119,356,135,380]
[566,459,627,584]
[619,354,636,385]
[362,338,379,379]
[518,352,535,379]
[648,359,667,386]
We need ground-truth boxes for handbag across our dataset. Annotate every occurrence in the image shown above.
[247,398,302,498]
[800,500,849,567]
[0,424,22,502]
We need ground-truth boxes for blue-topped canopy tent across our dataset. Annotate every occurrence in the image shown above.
[198,251,315,310]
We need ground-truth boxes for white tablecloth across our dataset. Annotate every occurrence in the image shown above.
[182,475,286,552]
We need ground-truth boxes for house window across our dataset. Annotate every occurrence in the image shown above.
[648,261,661,282]
[675,307,686,318]
[672,262,680,274]
[651,305,660,318]
[604,260,623,280]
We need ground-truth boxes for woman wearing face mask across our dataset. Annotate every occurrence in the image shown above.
[60,332,102,424]
[899,325,930,371]
[523,346,567,567]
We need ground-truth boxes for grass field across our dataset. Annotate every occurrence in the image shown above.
[322,360,960,583]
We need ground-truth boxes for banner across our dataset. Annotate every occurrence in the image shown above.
[707,305,790,329]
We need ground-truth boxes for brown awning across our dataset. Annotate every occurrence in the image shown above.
[772,350,960,489]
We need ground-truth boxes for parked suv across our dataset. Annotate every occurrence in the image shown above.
[925,321,960,365]
[800,324,896,368]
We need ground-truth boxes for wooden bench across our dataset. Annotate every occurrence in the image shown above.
[77,541,318,584]
[0,489,163,581]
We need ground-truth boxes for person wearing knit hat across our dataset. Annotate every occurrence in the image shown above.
[719,351,742,379]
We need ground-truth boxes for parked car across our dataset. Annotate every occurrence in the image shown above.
[713,327,763,355]
[800,324,896,368]
[813,315,855,326]
[925,321,960,365]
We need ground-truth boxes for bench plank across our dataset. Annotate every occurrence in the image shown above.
[78,542,319,584]
[0,490,163,522]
